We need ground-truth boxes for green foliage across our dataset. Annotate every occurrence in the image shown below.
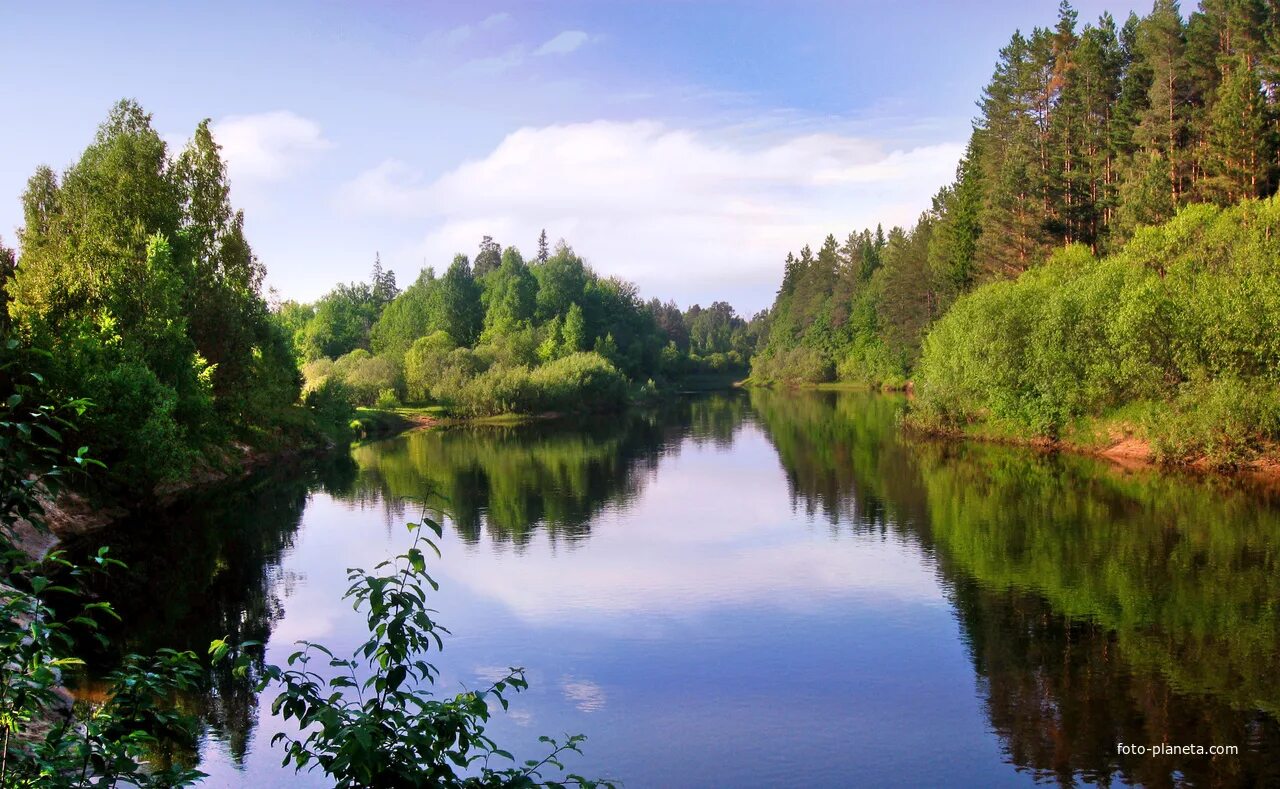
[230,516,614,788]
[301,282,383,361]
[436,256,484,347]
[527,352,628,414]
[0,339,98,537]
[0,550,208,788]
[754,0,1280,396]
[446,353,628,418]
[283,231,752,418]
[480,248,537,342]
[0,348,206,787]
[403,331,460,402]
[85,360,199,485]
[533,244,587,322]
[1145,377,1280,466]
[4,100,306,495]
[331,350,404,407]
[914,200,1280,464]
[561,303,587,355]
[303,378,357,443]
[750,346,832,385]
[752,227,923,387]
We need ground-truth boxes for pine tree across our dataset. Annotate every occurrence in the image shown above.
[1048,2,1083,243]
[1131,0,1189,213]
[474,235,502,277]
[928,139,985,297]
[1072,15,1125,248]
[1207,53,1269,201]
[536,229,550,264]
[370,252,399,306]
[977,31,1052,276]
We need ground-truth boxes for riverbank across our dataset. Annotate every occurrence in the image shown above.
[12,434,340,562]
[741,378,912,393]
[354,374,751,437]
[904,409,1280,489]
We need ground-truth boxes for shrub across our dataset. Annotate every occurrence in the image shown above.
[1146,377,1280,467]
[304,377,356,441]
[529,352,628,412]
[751,346,833,385]
[456,364,536,416]
[301,357,336,395]
[223,518,615,788]
[85,360,197,487]
[331,350,404,406]
[913,199,1280,459]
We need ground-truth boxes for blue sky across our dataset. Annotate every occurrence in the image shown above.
[1,0,1143,313]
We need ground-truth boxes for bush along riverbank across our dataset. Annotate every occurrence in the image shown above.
[908,200,1280,472]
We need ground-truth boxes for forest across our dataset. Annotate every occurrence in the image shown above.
[0,101,761,499]
[276,238,764,419]
[750,0,1280,465]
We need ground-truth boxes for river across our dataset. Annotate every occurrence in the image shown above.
[75,390,1280,787]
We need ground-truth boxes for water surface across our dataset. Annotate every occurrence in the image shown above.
[83,391,1280,787]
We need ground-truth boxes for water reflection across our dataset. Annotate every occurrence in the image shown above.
[345,394,744,546]
[751,388,1280,786]
[72,390,1280,786]
[66,454,358,765]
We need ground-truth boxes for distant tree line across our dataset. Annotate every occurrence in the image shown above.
[277,237,765,416]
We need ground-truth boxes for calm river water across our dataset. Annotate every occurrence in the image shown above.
[79,390,1280,787]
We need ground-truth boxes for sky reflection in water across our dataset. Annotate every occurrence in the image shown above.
[93,391,1280,788]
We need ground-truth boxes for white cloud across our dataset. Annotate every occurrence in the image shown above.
[534,30,591,56]
[211,111,332,183]
[463,45,527,75]
[339,120,962,311]
[444,13,509,46]
[444,23,473,45]
[560,677,606,712]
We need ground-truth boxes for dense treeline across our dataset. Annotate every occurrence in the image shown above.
[280,238,764,417]
[753,0,1280,396]
[2,101,304,492]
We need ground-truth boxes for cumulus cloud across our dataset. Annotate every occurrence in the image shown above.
[211,111,332,183]
[339,120,962,311]
[534,30,591,56]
